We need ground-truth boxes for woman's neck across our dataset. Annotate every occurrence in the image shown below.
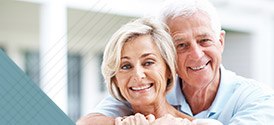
[131,97,169,118]
[131,98,194,121]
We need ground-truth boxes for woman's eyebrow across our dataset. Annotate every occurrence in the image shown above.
[121,56,130,60]
[141,53,157,58]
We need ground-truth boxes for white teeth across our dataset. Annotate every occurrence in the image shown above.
[131,84,151,91]
[190,64,206,70]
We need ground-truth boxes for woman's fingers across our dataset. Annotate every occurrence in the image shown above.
[135,113,149,125]
[114,113,150,125]
[151,114,194,125]
[115,117,123,125]
[146,114,156,123]
[192,119,223,125]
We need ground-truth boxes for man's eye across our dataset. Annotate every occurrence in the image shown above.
[199,39,213,46]
[177,43,186,48]
[201,39,210,42]
[176,43,188,51]
[121,64,131,70]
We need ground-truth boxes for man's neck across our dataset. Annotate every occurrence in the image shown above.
[182,78,220,115]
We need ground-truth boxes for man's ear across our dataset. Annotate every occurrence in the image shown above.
[219,30,226,53]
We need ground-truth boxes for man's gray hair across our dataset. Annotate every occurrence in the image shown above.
[158,0,222,35]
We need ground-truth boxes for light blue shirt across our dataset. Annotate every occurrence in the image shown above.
[94,66,274,124]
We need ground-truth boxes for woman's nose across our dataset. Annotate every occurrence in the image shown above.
[133,66,146,82]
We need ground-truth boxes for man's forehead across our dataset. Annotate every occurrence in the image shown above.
[172,30,214,38]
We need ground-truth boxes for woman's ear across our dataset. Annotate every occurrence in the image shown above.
[166,68,172,86]
[167,78,171,85]
[112,76,119,88]
[111,76,119,89]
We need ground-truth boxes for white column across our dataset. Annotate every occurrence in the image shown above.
[81,54,108,115]
[251,15,274,88]
[39,0,68,113]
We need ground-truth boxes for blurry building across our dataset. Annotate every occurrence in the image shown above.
[0,0,274,122]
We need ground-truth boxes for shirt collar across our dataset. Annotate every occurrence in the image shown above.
[166,76,193,116]
[166,65,238,118]
[205,65,237,118]
[166,76,182,106]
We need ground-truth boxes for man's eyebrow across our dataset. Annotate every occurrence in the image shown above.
[172,34,186,42]
[172,33,184,38]
[196,33,212,38]
[174,38,185,43]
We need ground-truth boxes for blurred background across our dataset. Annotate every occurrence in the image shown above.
[0,0,274,122]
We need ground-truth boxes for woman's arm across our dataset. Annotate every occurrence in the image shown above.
[77,96,133,125]
[76,113,115,125]
[176,111,195,121]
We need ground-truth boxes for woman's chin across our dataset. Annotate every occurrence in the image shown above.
[130,96,157,106]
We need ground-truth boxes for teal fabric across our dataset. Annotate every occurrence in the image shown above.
[0,50,74,125]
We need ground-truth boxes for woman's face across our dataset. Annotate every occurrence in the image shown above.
[114,35,170,106]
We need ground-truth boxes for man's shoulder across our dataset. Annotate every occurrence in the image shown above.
[221,67,274,100]
[221,66,271,92]
[232,73,273,93]
[228,74,274,105]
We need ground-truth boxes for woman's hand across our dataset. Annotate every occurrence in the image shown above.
[192,119,223,125]
[115,113,150,125]
[115,114,223,125]
[151,114,192,125]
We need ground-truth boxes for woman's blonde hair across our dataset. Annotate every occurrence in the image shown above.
[101,18,177,101]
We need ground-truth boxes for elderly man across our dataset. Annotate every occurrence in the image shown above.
[77,0,274,124]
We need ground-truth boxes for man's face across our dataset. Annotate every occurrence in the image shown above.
[167,12,225,88]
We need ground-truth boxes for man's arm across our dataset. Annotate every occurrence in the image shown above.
[76,113,115,125]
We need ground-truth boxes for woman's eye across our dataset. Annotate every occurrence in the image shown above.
[143,61,154,66]
[121,64,131,70]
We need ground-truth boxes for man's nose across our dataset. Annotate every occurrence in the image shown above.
[189,44,204,59]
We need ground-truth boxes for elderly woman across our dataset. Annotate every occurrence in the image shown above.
[101,18,193,125]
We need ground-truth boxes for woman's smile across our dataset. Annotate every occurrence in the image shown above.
[129,83,153,91]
